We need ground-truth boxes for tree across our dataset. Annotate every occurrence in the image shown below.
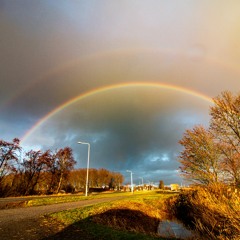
[210,91,240,186]
[217,141,240,185]
[159,180,164,190]
[210,91,240,141]
[179,91,240,187]
[55,147,76,193]
[89,168,98,187]
[68,169,86,189]
[20,150,51,195]
[112,172,124,190]
[0,138,21,184]
[67,168,124,191]
[178,126,221,185]
[44,150,59,193]
[98,168,111,187]
[0,137,80,196]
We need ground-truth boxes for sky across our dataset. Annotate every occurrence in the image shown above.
[1,0,240,185]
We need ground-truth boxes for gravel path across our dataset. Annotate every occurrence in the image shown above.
[0,196,127,240]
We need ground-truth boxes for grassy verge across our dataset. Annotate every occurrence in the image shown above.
[44,191,176,239]
[26,190,175,207]
[26,191,133,207]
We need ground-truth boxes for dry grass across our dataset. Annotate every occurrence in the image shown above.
[92,208,160,236]
[90,200,164,237]
[167,184,240,239]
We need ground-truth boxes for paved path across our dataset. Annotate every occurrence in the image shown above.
[0,196,127,240]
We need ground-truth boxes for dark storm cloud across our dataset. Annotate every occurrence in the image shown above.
[21,88,211,184]
[1,1,240,184]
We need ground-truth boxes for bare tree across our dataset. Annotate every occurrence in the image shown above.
[55,147,76,193]
[0,138,21,185]
[178,126,221,185]
[210,91,240,185]
[21,150,51,195]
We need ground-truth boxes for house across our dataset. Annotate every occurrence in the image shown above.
[170,184,179,191]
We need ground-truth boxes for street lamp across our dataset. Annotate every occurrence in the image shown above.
[126,170,133,193]
[77,141,90,196]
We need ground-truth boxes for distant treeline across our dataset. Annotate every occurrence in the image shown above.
[68,168,124,191]
[0,138,124,197]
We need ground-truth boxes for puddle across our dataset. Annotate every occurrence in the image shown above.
[158,220,196,239]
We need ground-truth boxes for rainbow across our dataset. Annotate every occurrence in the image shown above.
[1,47,177,110]
[2,47,239,112]
[21,81,213,144]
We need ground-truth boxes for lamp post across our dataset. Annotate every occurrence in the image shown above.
[126,170,133,193]
[77,141,90,196]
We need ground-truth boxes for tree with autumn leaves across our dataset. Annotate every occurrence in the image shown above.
[0,140,76,196]
[68,168,124,191]
[0,139,125,197]
[179,91,240,187]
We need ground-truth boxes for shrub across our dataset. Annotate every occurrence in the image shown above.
[169,184,240,239]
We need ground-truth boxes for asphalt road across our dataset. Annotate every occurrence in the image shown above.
[0,196,128,240]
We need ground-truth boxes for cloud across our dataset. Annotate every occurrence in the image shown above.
[1,1,240,185]
[21,88,211,184]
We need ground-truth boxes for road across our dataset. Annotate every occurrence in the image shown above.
[0,196,128,240]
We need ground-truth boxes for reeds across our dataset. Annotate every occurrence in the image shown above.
[168,184,240,239]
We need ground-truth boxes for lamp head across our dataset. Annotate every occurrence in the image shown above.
[77,141,89,145]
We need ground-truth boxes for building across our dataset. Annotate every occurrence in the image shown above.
[170,184,179,191]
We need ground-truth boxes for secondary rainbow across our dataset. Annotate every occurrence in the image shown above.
[21,82,213,144]
[2,47,239,113]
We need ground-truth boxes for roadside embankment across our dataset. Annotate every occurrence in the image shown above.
[167,185,240,239]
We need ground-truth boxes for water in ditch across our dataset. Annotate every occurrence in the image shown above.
[158,219,197,239]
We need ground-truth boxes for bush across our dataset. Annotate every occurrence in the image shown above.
[169,184,240,239]
[63,183,75,193]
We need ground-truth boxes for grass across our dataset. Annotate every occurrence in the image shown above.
[26,191,134,207]
[44,191,177,239]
